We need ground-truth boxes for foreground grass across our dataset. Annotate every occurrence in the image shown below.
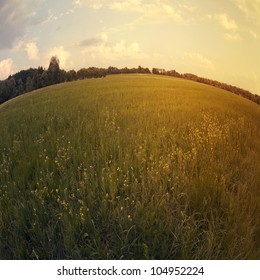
[0,74,259,259]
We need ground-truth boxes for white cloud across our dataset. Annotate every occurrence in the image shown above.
[113,40,140,55]
[47,46,71,69]
[78,31,143,63]
[11,39,40,60]
[82,37,145,63]
[214,14,238,30]
[25,41,39,60]
[0,59,17,80]
[184,53,215,71]
[224,33,242,41]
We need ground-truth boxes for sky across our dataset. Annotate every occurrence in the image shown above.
[0,0,260,94]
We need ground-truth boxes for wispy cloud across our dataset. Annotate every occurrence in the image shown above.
[232,0,260,24]
[108,0,143,12]
[180,4,196,12]
[214,14,238,30]
[76,33,108,47]
[41,9,57,25]
[224,33,242,41]
[77,38,103,47]
[207,13,242,41]
[184,52,215,71]
[249,30,258,39]
[73,0,82,6]
[0,0,42,49]
[143,2,182,22]
[232,0,260,39]
[78,0,183,23]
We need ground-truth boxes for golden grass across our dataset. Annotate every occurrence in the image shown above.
[0,74,259,259]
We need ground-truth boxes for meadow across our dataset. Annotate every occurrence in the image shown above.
[0,74,259,259]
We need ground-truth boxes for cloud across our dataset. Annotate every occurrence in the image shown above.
[214,14,238,30]
[232,0,260,24]
[231,1,260,39]
[108,0,141,11]
[82,37,145,63]
[79,0,182,23]
[75,0,103,9]
[76,33,108,47]
[41,9,58,25]
[25,41,39,60]
[224,33,242,41]
[0,59,17,80]
[184,53,215,71]
[180,4,196,12]
[249,30,258,39]
[73,0,82,6]
[207,13,242,41]
[111,0,182,23]
[78,38,103,47]
[78,32,143,63]
[144,3,182,22]
[11,39,40,60]
[0,0,42,49]
[47,46,71,69]
[112,40,140,56]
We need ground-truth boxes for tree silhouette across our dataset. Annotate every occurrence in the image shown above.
[48,56,60,85]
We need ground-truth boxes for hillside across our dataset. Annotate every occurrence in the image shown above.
[0,74,259,259]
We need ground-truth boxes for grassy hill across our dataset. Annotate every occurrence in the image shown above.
[0,74,259,259]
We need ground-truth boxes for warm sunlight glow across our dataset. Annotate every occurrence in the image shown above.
[0,0,259,92]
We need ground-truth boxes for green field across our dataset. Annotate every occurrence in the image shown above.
[0,74,259,259]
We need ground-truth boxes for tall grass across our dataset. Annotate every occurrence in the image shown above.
[0,74,259,259]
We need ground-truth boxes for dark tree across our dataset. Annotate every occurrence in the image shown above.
[152,68,159,74]
[26,77,34,92]
[17,78,24,94]
[48,56,60,85]
[66,70,77,81]
[40,72,49,87]
[107,66,120,74]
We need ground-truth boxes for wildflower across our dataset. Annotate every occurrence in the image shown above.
[78,199,84,205]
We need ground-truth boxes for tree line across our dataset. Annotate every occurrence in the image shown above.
[0,56,107,104]
[152,68,260,105]
[0,57,259,105]
[0,57,152,105]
